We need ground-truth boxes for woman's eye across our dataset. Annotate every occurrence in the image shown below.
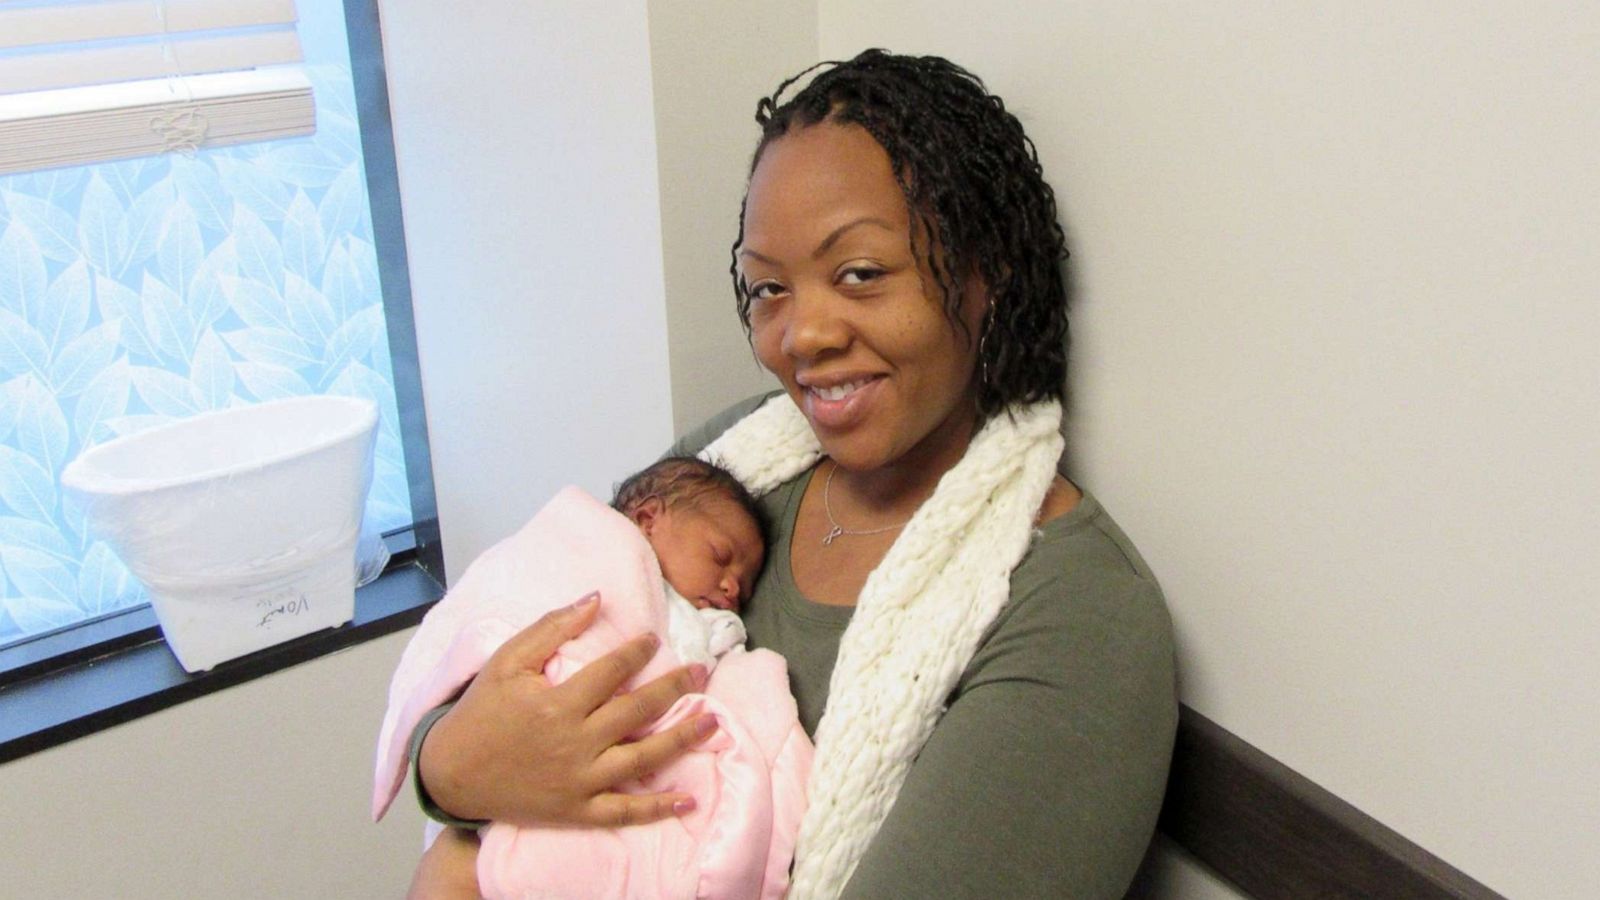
[747,280,784,301]
[838,266,885,286]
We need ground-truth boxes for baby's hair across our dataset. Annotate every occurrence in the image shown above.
[612,456,767,543]
[730,49,1070,420]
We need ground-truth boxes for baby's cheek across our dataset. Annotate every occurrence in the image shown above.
[661,565,711,608]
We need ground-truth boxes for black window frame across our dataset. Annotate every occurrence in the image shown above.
[0,0,445,765]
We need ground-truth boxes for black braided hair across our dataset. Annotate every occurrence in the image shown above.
[612,456,768,546]
[730,49,1070,419]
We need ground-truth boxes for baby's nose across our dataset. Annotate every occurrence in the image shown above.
[719,575,742,609]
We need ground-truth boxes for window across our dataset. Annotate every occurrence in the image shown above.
[0,0,439,702]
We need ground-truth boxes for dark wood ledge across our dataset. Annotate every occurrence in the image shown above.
[1159,705,1505,899]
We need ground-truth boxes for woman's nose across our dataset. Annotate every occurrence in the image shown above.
[779,290,849,360]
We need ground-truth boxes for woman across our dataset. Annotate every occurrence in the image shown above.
[412,50,1175,898]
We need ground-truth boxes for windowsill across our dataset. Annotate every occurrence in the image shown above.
[0,555,444,765]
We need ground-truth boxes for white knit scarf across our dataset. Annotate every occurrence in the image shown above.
[699,394,1064,899]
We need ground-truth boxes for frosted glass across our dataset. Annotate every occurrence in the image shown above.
[0,2,415,645]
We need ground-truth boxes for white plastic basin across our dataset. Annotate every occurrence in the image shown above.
[60,395,380,672]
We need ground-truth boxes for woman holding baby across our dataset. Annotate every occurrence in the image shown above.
[410,50,1176,899]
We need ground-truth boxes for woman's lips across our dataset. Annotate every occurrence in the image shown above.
[801,376,882,431]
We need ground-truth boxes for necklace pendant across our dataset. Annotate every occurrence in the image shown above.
[823,525,843,546]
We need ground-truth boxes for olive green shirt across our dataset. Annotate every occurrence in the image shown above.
[415,394,1177,898]
[670,395,1177,899]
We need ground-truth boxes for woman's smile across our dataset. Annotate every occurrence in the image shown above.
[798,372,884,430]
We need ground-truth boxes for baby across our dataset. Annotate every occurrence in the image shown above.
[611,456,767,668]
[375,457,808,900]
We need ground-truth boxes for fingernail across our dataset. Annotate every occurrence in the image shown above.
[673,797,697,815]
[642,633,661,651]
[696,715,717,737]
[688,664,708,690]
[571,592,600,611]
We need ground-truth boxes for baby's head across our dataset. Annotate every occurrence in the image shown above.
[612,457,766,612]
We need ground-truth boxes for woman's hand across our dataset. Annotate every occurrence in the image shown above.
[418,593,718,828]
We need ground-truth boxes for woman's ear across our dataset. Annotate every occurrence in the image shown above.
[960,273,993,340]
[628,496,665,535]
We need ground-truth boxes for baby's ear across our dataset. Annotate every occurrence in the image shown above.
[628,496,665,534]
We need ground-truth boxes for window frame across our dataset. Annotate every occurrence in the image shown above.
[0,0,444,764]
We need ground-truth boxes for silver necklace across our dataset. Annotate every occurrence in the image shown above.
[821,462,911,546]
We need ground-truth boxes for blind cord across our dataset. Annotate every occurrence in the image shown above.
[150,0,207,154]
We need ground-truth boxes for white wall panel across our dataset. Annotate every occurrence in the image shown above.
[382,0,674,578]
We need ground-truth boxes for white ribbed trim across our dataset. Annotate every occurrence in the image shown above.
[699,394,1064,898]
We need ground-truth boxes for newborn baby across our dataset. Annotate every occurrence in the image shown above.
[373,457,810,900]
[613,456,766,668]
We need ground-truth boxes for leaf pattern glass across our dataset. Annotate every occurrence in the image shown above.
[0,5,414,645]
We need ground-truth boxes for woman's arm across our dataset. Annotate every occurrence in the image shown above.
[841,575,1177,899]
[407,828,483,900]
[415,597,717,827]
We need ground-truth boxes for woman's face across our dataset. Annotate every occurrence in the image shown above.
[739,122,985,474]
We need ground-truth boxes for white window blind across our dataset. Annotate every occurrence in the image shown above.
[0,0,314,175]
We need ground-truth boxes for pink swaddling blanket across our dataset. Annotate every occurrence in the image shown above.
[372,486,811,899]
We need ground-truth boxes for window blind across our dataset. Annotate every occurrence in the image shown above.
[0,0,314,175]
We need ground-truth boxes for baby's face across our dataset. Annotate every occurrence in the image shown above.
[635,495,764,611]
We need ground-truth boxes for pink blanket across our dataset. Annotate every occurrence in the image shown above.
[372,487,811,899]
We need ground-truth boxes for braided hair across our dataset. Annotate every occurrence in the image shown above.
[730,49,1070,419]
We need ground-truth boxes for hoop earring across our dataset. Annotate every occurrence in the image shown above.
[977,297,997,389]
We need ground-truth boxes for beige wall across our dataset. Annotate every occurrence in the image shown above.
[817,2,1599,897]
[0,632,424,898]
[9,3,1591,898]
[646,0,812,432]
